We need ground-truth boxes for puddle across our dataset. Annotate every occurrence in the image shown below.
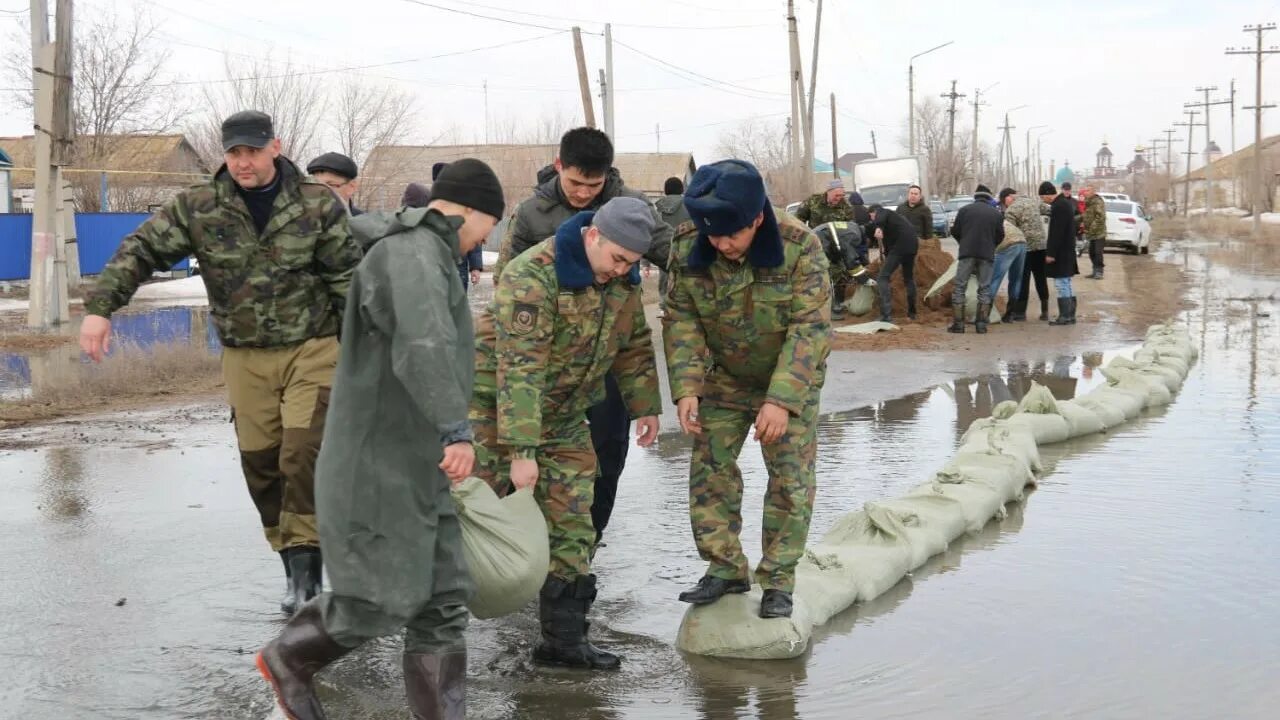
[0,240,1277,719]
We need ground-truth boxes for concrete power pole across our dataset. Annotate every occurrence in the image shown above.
[571,27,596,128]
[997,113,1015,191]
[1185,86,1230,215]
[28,0,73,329]
[803,0,823,185]
[1227,24,1278,236]
[1161,128,1182,209]
[786,1,801,177]
[1175,109,1204,217]
[830,93,839,179]
[870,129,878,157]
[604,24,614,139]
[940,81,965,195]
[970,85,991,188]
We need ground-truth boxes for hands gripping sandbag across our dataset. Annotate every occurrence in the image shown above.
[451,477,550,619]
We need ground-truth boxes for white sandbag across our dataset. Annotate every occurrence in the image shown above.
[845,284,876,316]
[907,473,1005,533]
[863,500,962,569]
[946,450,1035,500]
[1108,356,1182,392]
[1074,395,1128,428]
[1003,412,1072,444]
[676,587,815,659]
[1135,348,1190,378]
[1082,385,1145,420]
[1016,383,1062,415]
[814,509,917,602]
[1056,399,1107,436]
[1144,339,1196,363]
[956,422,1043,473]
[1101,367,1173,407]
[794,552,860,623]
[835,320,900,335]
[923,259,999,323]
[452,477,550,619]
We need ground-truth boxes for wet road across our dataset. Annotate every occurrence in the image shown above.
[0,238,1277,719]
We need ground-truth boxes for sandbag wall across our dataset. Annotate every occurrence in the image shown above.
[677,323,1198,659]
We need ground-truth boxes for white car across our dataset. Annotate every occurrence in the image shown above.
[1104,200,1152,254]
[1099,192,1130,202]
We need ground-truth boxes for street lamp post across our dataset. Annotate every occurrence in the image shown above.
[908,41,954,155]
[1025,124,1047,192]
[1035,129,1054,188]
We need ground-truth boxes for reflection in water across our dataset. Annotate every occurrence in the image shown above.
[39,446,90,523]
[687,653,807,720]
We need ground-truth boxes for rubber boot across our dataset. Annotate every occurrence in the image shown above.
[1049,297,1073,326]
[1039,298,1049,321]
[404,650,466,720]
[256,602,352,720]
[975,303,990,334]
[831,293,846,320]
[532,575,621,671]
[946,304,964,333]
[280,551,297,615]
[287,546,323,614]
[907,297,918,321]
[1068,296,1078,325]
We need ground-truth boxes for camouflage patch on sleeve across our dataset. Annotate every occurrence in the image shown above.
[511,303,539,335]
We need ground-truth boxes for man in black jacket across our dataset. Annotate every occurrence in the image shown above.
[1040,181,1080,325]
[868,204,919,322]
[947,185,1004,333]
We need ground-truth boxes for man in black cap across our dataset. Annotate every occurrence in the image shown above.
[867,203,920,322]
[433,162,486,292]
[257,159,505,720]
[307,151,363,216]
[80,110,362,615]
[947,184,1004,333]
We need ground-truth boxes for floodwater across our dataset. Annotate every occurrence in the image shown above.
[0,237,1277,719]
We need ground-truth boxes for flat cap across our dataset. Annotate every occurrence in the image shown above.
[221,111,274,152]
[307,152,358,180]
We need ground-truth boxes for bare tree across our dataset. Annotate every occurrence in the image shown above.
[715,117,816,203]
[188,53,329,169]
[331,77,416,167]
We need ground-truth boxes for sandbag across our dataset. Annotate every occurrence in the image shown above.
[1002,412,1072,444]
[845,284,876,316]
[1101,367,1173,407]
[1108,356,1182,392]
[1074,395,1128,428]
[452,477,550,619]
[676,588,815,660]
[1017,383,1061,415]
[815,508,917,602]
[1056,399,1107,436]
[1082,385,1145,420]
[957,422,1042,473]
[924,259,1000,323]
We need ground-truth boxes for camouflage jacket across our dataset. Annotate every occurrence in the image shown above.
[84,158,361,348]
[792,193,855,228]
[472,211,662,458]
[1083,193,1107,239]
[493,169,672,281]
[663,209,831,415]
[1004,195,1048,251]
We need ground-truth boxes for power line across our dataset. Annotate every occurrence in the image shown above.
[397,0,598,33]
[425,0,771,30]
[613,39,787,100]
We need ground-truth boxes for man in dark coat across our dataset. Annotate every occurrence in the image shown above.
[947,185,1004,334]
[896,184,935,241]
[256,159,505,720]
[1040,181,1079,325]
[654,176,691,317]
[868,204,920,322]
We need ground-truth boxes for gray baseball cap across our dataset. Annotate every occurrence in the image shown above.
[221,110,275,152]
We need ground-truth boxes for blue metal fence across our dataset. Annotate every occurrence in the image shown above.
[0,212,188,281]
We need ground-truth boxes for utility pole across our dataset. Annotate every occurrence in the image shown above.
[1230,79,1238,207]
[940,80,965,195]
[483,80,489,143]
[1175,109,1203,217]
[870,129,878,157]
[1025,125,1046,194]
[598,69,609,135]
[28,0,73,329]
[571,27,596,128]
[908,41,954,156]
[970,83,994,187]
[655,123,660,153]
[1227,24,1278,236]
[786,0,803,186]
[1185,86,1230,215]
[803,0,823,185]
[604,24,615,139]
[1161,128,1182,208]
[997,113,1015,191]
[830,93,839,179]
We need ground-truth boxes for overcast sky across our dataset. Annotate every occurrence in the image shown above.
[4,0,1280,179]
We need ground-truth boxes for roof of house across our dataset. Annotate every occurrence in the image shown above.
[0,134,209,188]
[359,143,696,211]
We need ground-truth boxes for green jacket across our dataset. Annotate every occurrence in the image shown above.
[1004,196,1048,251]
[896,200,935,239]
[315,208,473,617]
[472,211,662,459]
[793,192,855,228]
[84,158,361,348]
[1084,193,1107,239]
[663,209,831,415]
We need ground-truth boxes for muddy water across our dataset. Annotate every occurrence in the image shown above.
[0,239,1277,719]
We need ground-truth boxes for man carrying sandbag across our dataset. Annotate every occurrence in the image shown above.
[256,159,505,720]
[471,196,663,671]
[664,159,832,620]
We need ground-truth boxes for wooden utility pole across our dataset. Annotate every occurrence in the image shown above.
[940,80,965,195]
[1175,109,1203,217]
[970,85,989,188]
[803,0,823,184]
[1185,86,1230,215]
[655,123,660,153]
[571,27,596,128]
[870,129,878,157]
[786,0,804,191]
[829,93,839,179]
[28,0,73,329]
[1227,24,1278,235]
[1161,128,1182,208]
[598,69,609,134]
[997,113,1015,192]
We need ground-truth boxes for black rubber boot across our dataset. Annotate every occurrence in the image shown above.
[404,650,466,720]
[1039,298,1049,321]
[907,297,918,321]
[759,590,794,619]
[280,551,297,615]
[975,303,991,334]
[947,304,964,334]
[256,602,352,720]
[678,575,751,605]
[286,546,323,614]
[1068,296,1078,325]
[1050,298,1073,326]
[532,575,621,671]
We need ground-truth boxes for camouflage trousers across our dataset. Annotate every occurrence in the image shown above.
[472,415,598,580]
[689,393,819,593]
[222,336,337,551]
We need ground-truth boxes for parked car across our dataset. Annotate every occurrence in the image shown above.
[943,196,974,231]
[1104,200,1152,254]
[1099,192,1131,202]
[929,200,948,236]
